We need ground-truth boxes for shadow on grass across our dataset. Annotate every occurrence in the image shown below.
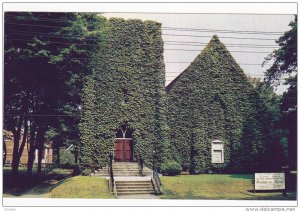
[3,167,73,197]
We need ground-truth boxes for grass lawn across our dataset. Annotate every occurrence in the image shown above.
[160,174,296,200]
[49,176,115,199]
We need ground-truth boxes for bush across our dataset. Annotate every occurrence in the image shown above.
[81,169,91,176]
[58,163,76,169]
[161,161,182,176]
[60,148,75,166]
[72,165,81,176]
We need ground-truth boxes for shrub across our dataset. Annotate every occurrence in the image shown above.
[161,161,182,176]
[81,169,91,176]
[60,148,75,166]
[58,163,76,169]
[72,165,81,176]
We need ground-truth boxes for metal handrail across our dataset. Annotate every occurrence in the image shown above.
[138,157,144,176]
[152,167,162,194]
[154,167,161,186]
[108,152,114,193]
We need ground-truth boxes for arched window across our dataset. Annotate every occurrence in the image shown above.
[115,124,133,138]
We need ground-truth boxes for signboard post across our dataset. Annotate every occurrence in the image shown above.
[254,173,285,193]
[282,166,289,197]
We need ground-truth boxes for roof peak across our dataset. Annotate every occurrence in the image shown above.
[166,35,240,92]
[207,35,222,46]
[212,34,219,40]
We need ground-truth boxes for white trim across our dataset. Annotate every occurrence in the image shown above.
[212,139,223,143]
[121,128,127,138]
[211,140,224,164]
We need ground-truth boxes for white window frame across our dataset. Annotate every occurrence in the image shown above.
[211,140,224,164]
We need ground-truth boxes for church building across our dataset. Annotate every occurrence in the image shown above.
[79,19,270,174]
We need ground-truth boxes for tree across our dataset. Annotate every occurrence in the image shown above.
[248,77,287,171]
[280,75,297,170]
[4,12,75,175]
[4,12,107,175]
[264,16,297,86]
[263,16,297,170]
[48,13,106,167]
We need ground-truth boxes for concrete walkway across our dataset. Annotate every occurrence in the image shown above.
[117,194,161,199]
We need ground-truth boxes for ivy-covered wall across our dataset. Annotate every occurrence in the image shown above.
[167,35,270,174]
[79,17,271,174]
[79,18,169,171]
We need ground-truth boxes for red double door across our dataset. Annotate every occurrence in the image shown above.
[114,139,133,162]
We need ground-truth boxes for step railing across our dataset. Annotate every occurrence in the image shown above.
[108,152,115,193]
[151,167,162,195]
[138,157,144,176]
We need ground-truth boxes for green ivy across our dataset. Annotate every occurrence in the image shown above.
[79,18,272,174]
[167,35,271,174]
[79,18,170,171]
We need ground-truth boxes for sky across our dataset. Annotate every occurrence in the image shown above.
[102,13,295,94]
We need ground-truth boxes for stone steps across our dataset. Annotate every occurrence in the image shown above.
[117,188,154,192]
[114,170,152,174]
[92,162,157,196]
[113,168,150,170]
[116,182,152,185]
[116,185,154,189]
[114,173,141,176]
[93,162,152,177]
[117,191,155,195]
[115,180,155,196]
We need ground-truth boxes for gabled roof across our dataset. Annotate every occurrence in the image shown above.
[166,67,186,93]
[166,35,240,92]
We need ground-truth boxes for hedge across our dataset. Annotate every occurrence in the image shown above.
[160,161,182,176]
[79,18,170,171]
[166,35,271,174]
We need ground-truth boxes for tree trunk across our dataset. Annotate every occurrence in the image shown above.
[37,145,43,175]
[36,128,46,175]
[11,117,23,175]
[16,120,29,164]
[27,150,35,176]
[74,145,78,165]
[27,123,37,176]
[11,134,21,175]
[56,143,60,165]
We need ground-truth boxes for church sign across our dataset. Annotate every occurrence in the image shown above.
[254,173,285,190]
